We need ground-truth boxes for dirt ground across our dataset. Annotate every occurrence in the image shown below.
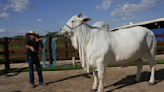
[0,64,164,92]
[0,54,164,71]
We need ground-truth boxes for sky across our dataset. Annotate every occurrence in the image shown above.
[0,0,164,37]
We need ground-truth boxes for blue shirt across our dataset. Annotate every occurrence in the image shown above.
[25,39,39,57]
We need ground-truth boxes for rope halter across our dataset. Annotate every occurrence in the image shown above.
[65,21,83,35]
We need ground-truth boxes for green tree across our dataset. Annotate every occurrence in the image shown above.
[45,31,66,39]
[45,31,59,37]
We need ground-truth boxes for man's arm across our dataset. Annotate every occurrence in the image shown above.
[36,38,43,48]
[25,45,35,52]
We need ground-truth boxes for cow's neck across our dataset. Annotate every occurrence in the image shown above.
[70,33,79,50]
[76,24,93,48]
[78,23,93,53]
[74,23,92,73]
[70,23,92,50]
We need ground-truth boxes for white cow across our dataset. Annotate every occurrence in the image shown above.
[61,14,157,92]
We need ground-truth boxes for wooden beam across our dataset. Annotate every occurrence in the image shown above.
[8,39,71,44]
[0,48,43,54]
[65,37,68,58]
[57,57,80,60]
[0,57,2,59]
[68,52,79,56]
[9,40,26,44]
[57,48,76,52]
[157,43,164,46]
[8,49,26,54]
[48,36,53,64]
[156,52,164,55]
[3,37,10,69]
[0,52,79,60]
[157,41,164,44]
[0,62,5,64]
[56,39,71,42]
[0,52,4,55]
[157,47,164,50]
[0,41,4,44]
[155,34,164,37]
[0,46,76,54]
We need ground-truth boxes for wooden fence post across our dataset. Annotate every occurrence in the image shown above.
[20,43,22,48]
[65,37,68,58]
[11,44,12,49]
[72,57,75,67]
[3,37,10,70]
[163,32,164,43]
[68,37,71,46]
[68,37,75,66]
[48,36,53,64]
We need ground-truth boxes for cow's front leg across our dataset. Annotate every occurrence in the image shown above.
[91,71,98,91]
[97,63,106,92]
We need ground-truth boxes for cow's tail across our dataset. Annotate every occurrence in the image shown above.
[149,30,157,58]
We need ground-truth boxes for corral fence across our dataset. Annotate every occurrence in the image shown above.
[155,32,164,54]
[0,36,79,69]
[0,33,164,70]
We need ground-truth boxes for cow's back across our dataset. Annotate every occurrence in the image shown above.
[108,26,154,65]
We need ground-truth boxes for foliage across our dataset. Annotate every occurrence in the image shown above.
[45,31,59,37]
[45,31,66,39]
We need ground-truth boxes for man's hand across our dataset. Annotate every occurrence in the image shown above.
[30,46,35,52]
[25,45,35,52]
[36,38,39,42]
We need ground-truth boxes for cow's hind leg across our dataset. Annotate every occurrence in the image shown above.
[135,59,143,83]
[145,53,156,85]
[148,57,156,85]
[97,63,106,92]
[91,71,98,91]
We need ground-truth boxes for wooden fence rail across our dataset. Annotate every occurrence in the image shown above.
[156,32,164,55]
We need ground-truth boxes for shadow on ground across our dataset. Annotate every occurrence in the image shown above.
[47,72,92,85]
[0,67,28,79]
[105,69,164,92]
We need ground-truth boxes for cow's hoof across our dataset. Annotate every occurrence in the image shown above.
[90,89,96,92]
[148,82,154,85]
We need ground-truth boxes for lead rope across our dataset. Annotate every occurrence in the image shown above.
[42,37,57,68]
[41,37,74,68]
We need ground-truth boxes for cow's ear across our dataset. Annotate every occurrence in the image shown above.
[78,14,82,17]
[81,18,92,23]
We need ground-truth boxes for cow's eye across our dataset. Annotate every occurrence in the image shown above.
[71,21,74,23]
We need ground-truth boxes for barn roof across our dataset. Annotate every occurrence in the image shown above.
[110,17,164,31]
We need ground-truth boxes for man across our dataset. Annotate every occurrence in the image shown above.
[25,30,47,88]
